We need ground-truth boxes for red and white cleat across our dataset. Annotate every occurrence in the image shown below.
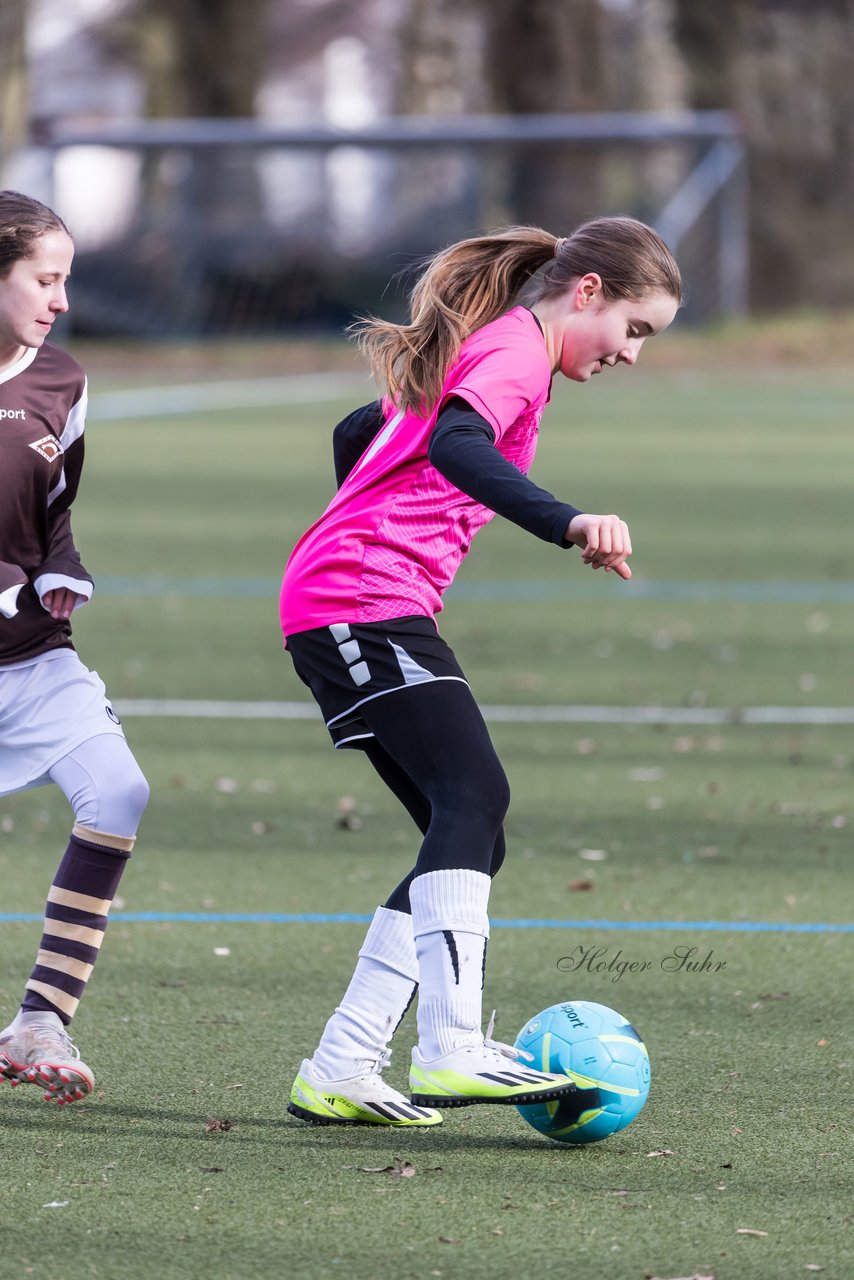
[0,1023,95,1104]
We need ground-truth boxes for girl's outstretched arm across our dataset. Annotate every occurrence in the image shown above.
[429,398,581,545]
[430,398,632,578]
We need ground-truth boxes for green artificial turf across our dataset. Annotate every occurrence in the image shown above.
[1,343,852,1279]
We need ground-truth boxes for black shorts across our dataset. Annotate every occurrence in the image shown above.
[286,616,469,748]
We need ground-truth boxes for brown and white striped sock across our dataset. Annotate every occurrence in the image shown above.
[21,824,134,1025]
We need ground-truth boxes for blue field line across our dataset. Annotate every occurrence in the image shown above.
[1,911,851,933]
[93,575,854,604]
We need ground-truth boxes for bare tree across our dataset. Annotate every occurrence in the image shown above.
[394,0,486,113]
[608,0,689,222]
[476,0,612,230]
[0,0,27,185]
[91,0,268,117]
[674,0,854,307]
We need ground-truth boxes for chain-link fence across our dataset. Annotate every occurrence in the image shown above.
[41,112,746,338]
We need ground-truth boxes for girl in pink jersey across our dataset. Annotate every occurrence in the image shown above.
[281,217,681,1126]
[0,192,149,1105]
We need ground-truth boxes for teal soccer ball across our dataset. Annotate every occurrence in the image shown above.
[515,1000,651,1144]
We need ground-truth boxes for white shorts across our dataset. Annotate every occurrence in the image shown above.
[0,650,126,797]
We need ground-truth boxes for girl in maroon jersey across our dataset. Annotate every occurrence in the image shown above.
[0,191,149,1104]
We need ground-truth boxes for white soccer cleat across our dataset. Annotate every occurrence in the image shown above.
[288,1054,443,1126]
[0,1022,95,1105]
[409,1011,577,1108]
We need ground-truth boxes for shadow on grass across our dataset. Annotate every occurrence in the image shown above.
[278,1118,594,1156]
[1,1093,593,1156]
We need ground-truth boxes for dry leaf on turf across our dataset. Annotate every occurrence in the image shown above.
[205,1117,233,1133]
[736,1228,768,1237]
[439,1237,462,1245]
[644,1273,715,1280]
[568,879,595,892]
[360,1159,416,1178]
[645,1274,715,1280]
[646,1148,674,1157]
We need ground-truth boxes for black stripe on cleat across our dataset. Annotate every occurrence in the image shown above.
[411,1080,577,1108]
[287,1100,441,1127]
[287,1100,359,1125]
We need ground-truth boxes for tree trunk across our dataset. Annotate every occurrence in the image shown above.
[140,0,267,117]
[0,0,28,185]
[119,0,274,329]
[674,0,854,308]
[478,0,611,231]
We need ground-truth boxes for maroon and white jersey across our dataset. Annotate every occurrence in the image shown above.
[0,342,93,665]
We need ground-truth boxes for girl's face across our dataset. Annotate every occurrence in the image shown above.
[536,275,679,381]
[0,229,74,369]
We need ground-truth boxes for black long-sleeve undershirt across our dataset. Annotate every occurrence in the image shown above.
[332,400,387,488]
[331,397,583,547]
[428,398,581,547]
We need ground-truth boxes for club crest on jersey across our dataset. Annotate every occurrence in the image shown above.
[28,435,64,462]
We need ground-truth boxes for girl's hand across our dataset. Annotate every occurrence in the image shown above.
[41,587,87,620]
[566,513,633,580]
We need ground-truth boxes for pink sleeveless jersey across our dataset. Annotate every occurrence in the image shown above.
[280,306,552,638]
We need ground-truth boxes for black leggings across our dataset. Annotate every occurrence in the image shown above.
[355,681,510,913]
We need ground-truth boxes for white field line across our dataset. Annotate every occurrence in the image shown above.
[88,373,368,420]
[112,699,854,726]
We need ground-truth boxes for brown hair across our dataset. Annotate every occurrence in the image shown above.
[0,190,70,279]
[352,216,682,414]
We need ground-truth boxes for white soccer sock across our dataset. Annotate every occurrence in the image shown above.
[409,868,491,1060]
[311,906,418,1082]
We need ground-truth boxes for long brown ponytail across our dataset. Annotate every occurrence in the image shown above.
[350,227,558,415]
[351,216,681,415]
